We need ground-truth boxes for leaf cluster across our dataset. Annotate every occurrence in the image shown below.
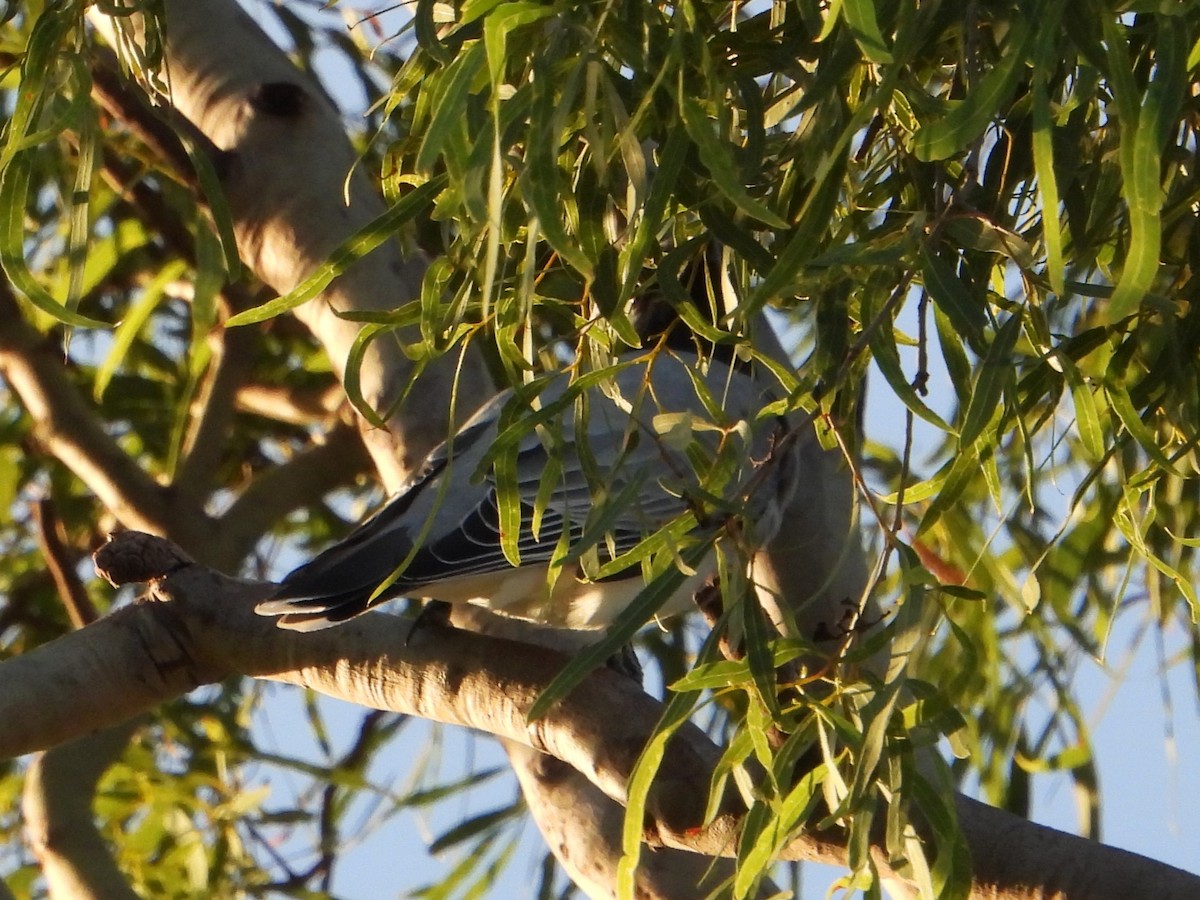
[3,0,1200,896]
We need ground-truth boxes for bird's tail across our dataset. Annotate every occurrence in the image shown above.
[257,505,414,630]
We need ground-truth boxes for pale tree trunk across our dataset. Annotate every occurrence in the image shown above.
[22,724,142,900]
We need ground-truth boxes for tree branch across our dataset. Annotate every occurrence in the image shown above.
[2,531,1196,900]
[174,324,258,509]
[32,498,97,629]
[88,1,492,489]
[233,381,344,427]
[452,605,783,899]
[21,723,143,900]
[0,533,847,868]
[0,287,181,539]
[22,515,139,900]
[215,421,371,565]
[505,740,779,899]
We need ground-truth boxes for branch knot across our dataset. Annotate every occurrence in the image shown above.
[92,531,195,587]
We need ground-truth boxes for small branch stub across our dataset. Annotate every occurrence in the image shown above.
[92,531,195,587]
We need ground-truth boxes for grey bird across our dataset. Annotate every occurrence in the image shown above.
[257,350,799,631]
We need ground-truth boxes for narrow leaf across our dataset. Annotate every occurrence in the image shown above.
[0,152,105,328]
[912,21,1031,161]
[679,96,788,229]
[842,0,893,63]
[958,314,1021,448]
[225,176,447,327]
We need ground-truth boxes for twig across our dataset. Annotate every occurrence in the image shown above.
[0,285,179,538]
[32,498,98,629]
[234,381,345,427]
[176,325,260,499]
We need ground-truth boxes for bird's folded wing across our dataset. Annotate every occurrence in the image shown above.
[257,379,694,629]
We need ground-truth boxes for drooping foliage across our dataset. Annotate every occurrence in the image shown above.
[1,0,1199,897]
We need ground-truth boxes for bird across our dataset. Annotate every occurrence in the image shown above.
[256,348,800,631]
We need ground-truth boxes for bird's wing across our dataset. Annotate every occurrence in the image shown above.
[257,371,695,629]
[258,355,781,630]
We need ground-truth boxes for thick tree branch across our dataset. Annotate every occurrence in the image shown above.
[22,723,142,900]
[505,740,778,900]
[1,532,1196,900]
[89,1,492,489]
[453,605,784,899]
[0,534,849,871]
[21,523,138,900]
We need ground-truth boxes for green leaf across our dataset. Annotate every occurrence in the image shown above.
[738,577,782,721]
[844,683,902,811]
[915,447,982,538]
[1105,382,1179,474]
[1104,19,1187,321]
[841,0,893,64]
[225,176,447,327]
[616,626,724,896]
[483,3,554,86]
[343,323,396,429]
[63,100,98,325]
[1030,6,1066,299]
[185,135,243,281]
[958,314,1021,448]
[733,763,823,898]
[0,151,106,328]
[912,20,1031,161]
[618,125,688,306]
[1059,356,1104,460]
[1189,34,1200,70]
[524,55,593,277]
[750,69,898,308]
[920,245,986,343]
[429,803,522,854]
[0,3,70,173]
[679,95,788,229]
[417,42,486,174]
